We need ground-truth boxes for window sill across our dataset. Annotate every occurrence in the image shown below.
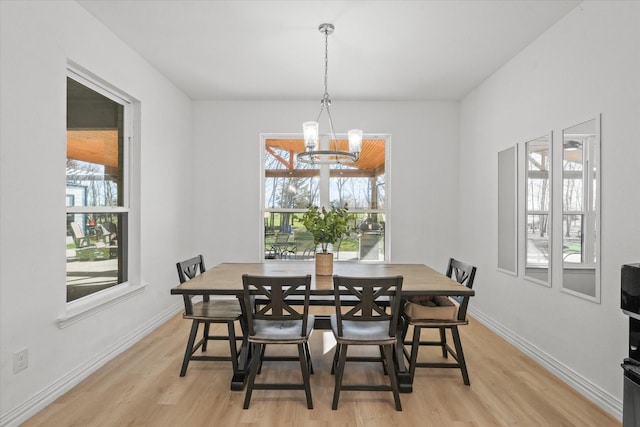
[562,264,596,269]
[58,282,147,329]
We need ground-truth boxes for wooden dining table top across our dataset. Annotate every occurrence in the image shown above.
[170,262,475,297]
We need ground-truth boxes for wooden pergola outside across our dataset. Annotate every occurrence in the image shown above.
[265,138,385,179]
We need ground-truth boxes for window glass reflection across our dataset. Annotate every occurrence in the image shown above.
[525,136,551,285]
[66,212,125,302]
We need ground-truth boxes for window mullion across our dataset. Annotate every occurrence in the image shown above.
[67,207,129,213]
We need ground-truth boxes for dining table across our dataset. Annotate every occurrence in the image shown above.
[170,261,474,392]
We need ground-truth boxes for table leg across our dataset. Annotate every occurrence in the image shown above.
[396,317,413,393]
[231,308,250,390]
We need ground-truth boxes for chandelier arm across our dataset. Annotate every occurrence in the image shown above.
[315,103,325,123]
[325,105,338,145]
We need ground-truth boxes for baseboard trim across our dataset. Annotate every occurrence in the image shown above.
[469,307,623,421]
[0,302,183,427]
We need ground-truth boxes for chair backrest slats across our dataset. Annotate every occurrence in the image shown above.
[333,275,403,337]
[446,257,476,289]
[445,258,477,320]
[176,255,206,284]
[177,255,208,309]
[242,274,312,337]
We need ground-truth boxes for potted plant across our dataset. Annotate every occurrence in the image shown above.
[296,206,355,275]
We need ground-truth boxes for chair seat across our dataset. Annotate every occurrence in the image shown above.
[184,299,242,321]
[249,315,315,344]
[403,296,459,323]
[330,315,395,344]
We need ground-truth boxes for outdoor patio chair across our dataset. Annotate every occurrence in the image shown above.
[294,231,316,259]
[270,233,295,259]
[69,222,92,248]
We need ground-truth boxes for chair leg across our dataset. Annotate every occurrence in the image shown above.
[439,327,448,358]
[379,345,389,375]
[451,326,470,385]
[400,319,412,363]
[180,320,200,377]
[304,342,314,375]
[201,322,210,352]
[332,344,348,410]
[382,344,402,411]
[409,325,421,383]
[297,344,313,409]
[227,321,238,372]
[243,343,263,409]
[331,342,340,375]
[400,316,409,343]
[257,344,266,374]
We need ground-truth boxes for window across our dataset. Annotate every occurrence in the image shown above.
[263,134,388,261]
[562,128,597,265]
[524,134,551,286]
[66,70,131,302]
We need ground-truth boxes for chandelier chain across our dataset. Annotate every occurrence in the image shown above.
[320,25,337,142]
[323,26,329,101]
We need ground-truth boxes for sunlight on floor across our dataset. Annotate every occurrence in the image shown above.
[321,331,336,355]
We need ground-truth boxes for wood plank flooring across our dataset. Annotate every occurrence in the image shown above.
[22,312,620,426]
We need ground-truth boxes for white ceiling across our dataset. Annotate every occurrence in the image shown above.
[78,0,581,101]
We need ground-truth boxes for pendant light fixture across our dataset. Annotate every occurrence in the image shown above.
[297,23,362,165]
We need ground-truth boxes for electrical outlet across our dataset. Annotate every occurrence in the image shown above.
[13,348,28,373]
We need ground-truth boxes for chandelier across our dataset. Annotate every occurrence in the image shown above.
[297,23,362,165]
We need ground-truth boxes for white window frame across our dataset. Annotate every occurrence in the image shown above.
[260,133,391,263]
[557,115,601,303]
[59,64,143,327]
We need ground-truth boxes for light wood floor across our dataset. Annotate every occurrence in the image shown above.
[23,312,620,426]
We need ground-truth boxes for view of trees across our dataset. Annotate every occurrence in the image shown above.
[264,137,387,261]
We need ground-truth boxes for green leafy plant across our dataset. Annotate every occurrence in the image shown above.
[296,206,355,254]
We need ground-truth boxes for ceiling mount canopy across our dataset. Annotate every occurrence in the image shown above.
[297,23,362,166]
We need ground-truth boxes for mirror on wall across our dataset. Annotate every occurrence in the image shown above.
[498,145,517,275]
[524,134,551,286]
[561,117,600,301]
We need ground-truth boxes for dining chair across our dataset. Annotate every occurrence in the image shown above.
[241,274,314,409]
[402,257,477,385]
[331,275,403,411]
[176,255,243,377]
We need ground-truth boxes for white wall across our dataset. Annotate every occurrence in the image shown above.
[3,0,634,424]
[459,0,640,418]
[191,101,460,268]
[0,1,193,424]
